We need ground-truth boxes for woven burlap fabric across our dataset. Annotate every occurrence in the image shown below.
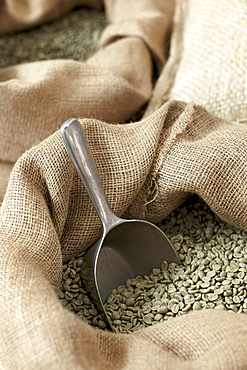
[1,0,247,369]
[1,101,247,369]
[0,0,174,201]
[128,101,247,230]
[0,0,173,166]
[146,0,247,122]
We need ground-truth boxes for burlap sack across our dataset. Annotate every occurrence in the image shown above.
[0,0,173,199]
[0,0,173,162]
[1,100,247,369]
[146,0,247,122]
[0,0,103,35]
[1,0,247,369]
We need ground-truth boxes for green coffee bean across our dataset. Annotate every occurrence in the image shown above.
[57,198,247,334]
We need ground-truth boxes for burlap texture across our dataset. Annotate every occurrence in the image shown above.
[127,102,247,231]
[0,0,174,167]
[1,100,247,369]
[146,0,247,122]
[1,0,247,369]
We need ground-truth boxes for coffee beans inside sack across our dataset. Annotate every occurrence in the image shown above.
[1,0,247,368]
[58,197,247,332]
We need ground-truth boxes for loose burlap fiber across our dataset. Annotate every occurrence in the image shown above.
[1,0,247,369]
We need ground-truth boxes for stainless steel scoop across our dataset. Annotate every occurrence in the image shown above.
[61,118,180,330]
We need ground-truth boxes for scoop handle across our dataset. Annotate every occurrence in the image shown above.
[61,118,119,230]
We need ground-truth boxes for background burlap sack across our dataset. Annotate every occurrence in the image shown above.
[0,0,173,161]
[1,0,247,369]
[0,0,174,200]
[0,0,103,35]
[146,0,247,123]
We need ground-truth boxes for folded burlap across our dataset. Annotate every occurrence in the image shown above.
[146,0,247,122]
[0,0,173,199]
[0,0,103,35]
[1,100,247,369]
[0,0,247,369]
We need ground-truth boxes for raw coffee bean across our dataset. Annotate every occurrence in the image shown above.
[57,198,247,334]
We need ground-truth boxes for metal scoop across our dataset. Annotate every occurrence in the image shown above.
[61,118,180,330]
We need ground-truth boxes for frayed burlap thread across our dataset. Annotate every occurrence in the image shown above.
[131,102,247,230]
